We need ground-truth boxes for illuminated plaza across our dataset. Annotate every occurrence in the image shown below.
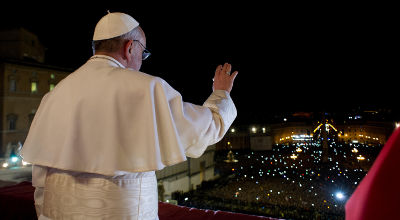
[176,141,381,219]
[173,113,396,219]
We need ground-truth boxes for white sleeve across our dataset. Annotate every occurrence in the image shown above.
[182,90,237,158]
[157,79,237,159]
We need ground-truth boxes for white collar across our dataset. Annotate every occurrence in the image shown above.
[89,55,125,68]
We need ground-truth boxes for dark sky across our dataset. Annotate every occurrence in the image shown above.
[1,3,398,124]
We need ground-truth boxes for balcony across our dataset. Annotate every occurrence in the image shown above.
[0,181,280,220]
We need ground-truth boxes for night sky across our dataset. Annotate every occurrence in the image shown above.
[1,3,397,124]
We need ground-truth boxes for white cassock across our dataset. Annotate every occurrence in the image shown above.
[20,55,237,220]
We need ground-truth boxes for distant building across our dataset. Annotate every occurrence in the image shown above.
[218,112,396,151]
[271,121,314,144]
[156,145,217,201]
[336,121,393,145]
[216,125,273,151]
[0,28,45,63]
[0,28,71,157]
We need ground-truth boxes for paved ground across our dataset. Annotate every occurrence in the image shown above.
[0,166,32,187]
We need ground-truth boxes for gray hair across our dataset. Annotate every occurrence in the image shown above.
[92,27,142,54]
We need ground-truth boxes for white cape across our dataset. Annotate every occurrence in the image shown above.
[21,56,236,175]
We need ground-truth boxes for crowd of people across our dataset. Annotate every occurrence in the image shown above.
[175,141,382,219]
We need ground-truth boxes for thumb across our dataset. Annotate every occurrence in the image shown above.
[231,71,239,81]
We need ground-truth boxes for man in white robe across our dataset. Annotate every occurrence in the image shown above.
[20,12,238,220]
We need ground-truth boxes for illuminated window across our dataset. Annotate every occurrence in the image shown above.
[31,81,38,93]
[50,84,55,91]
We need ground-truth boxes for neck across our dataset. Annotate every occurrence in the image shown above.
[94,51,127,67]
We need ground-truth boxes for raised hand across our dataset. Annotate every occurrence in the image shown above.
[213,63,238,93]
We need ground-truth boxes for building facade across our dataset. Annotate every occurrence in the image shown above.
[156,145,217,201]
[0,28,71,157]
[217,119,395,152]
[0,28,45,63]
[336,121,392,145]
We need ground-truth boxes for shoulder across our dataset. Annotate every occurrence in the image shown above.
[112,69,178,93]
[115,68,156,81]
[118,69,171,86]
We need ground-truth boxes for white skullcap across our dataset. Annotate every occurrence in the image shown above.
[93,12,139,41]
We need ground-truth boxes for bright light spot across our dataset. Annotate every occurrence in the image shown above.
[396,122,400,129]
[291,134,313,141]
[251,127,257,133]
[290,154,298,160]
[2,163,8,168]
[231,128,235,133]
[296,148,302,152]
[184,197,188,201]
[336,192,345,200]
[22,160,30,166]
[357,155,365,161]
[352,148,358,153]
[11,156,19,163]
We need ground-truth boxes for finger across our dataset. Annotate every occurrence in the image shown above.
[222,63,230,76]
[221,63,228,74]
[231,71,239,80]
[215,65,222,76]
[226,64,232,75]
[216,65,222,72]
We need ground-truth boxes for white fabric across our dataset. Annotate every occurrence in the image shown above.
[90,54,125,68]
[93,12,139,41]
[21,55,236,176]
[32,165,47,218]
[33,165,158,220]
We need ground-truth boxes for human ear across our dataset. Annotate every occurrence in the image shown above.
[124,40,133,60]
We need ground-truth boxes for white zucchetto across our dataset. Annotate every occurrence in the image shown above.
[93,12,139,41]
